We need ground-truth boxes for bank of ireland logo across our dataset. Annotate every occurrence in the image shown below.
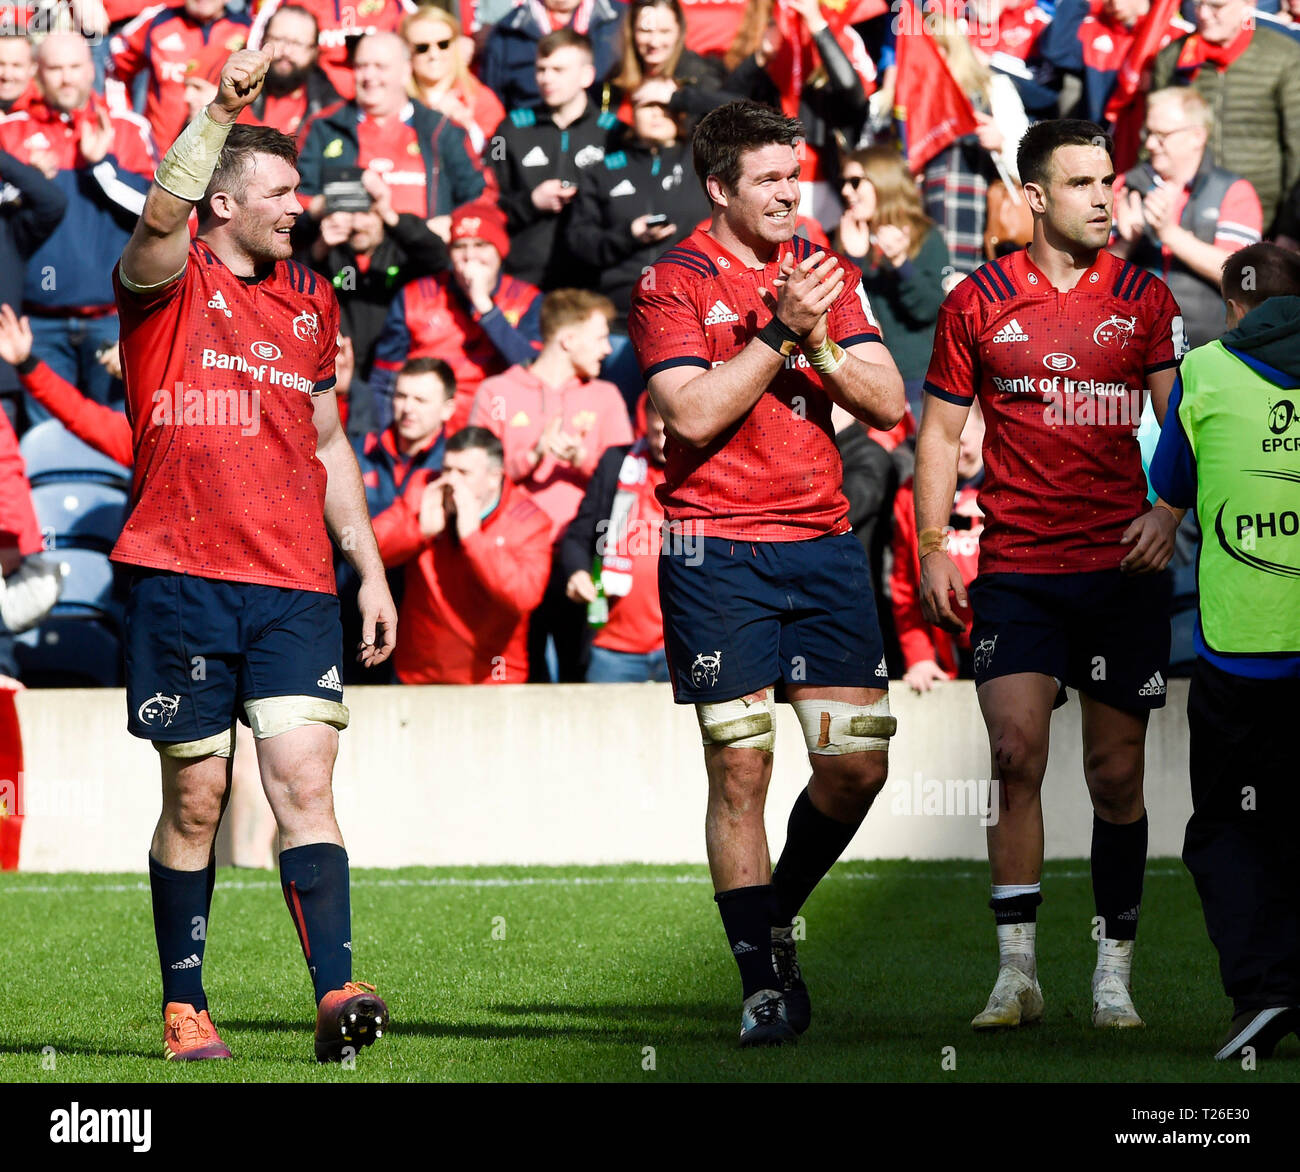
[138,693,181,728]
[1093,315,1136,349]
[250,341,281,361]
[293,311,319,342]
[691,651,721,688]
[1044,353,1076,371]
[974,637,997,674]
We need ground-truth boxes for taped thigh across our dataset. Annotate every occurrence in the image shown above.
[156,724,236,759]
[244,695,350,739]
[696,689,776,751]
[790,695,896,755]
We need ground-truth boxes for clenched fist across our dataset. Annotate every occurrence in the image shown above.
[214,50,271,118]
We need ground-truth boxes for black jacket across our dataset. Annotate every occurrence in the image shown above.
[488,99,623,289]
[559,443,628,580]
[601,49,741,125]
[0,150,66,395]
[300,213,449,377]
[564,131,710,329]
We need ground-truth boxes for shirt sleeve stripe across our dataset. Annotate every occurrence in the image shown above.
[985,257,1016,298]
[923,380,971,405]
[1133,270,1153,300]
[1144,358,1181,375]
[313,374,337,394]
[645,355,710,379]
[969,270,998,303]
[839,330,882,348]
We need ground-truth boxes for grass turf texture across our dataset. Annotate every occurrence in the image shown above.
[0,859,1295,1083]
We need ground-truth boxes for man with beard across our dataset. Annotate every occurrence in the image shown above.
[245,4,341,138]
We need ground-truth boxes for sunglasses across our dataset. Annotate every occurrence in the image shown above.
[412,38,454,53]
[842,175,864,189]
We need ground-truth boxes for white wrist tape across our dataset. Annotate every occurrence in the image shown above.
[155,106,234,203]
[806,339,847,375]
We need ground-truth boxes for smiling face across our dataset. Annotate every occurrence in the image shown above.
[634,3,680,73]
[712,142,801,248]
[215,152,302,263]
[839,159,877,220]
[405,13,457,88]
[1030,142,1115,254]
[36,33,93,113]
[353,33,411,118]
[1195,0,1250,44]
[0,37,35,104]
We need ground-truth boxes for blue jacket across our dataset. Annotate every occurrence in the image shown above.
[297,99,484,218]
[481,0,627,111]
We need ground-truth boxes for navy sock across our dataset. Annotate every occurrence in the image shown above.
[149,855,210,1014]
[770,788,862,927]
[280,843,352,1004]
[1091,812,1147,941]
[715,885,779,999]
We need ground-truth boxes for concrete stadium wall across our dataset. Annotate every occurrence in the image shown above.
[9,682,1194,871]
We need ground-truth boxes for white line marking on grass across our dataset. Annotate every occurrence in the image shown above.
[0,869,1185,895]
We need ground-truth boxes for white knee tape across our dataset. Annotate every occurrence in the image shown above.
[156,725,235,759]
[697,691,776,751]
[791,696,896,755]
[244,696,350,739]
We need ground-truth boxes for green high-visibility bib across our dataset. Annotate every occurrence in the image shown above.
[1178,341,1300,655]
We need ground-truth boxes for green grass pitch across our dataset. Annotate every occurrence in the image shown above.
[1,859,1295,1083]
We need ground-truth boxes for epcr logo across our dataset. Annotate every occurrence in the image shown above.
[1269,399,1296,435]
[250,341,282,361]
[1044,353,1076,371]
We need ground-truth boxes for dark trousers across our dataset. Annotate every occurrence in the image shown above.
[1183,658,1300,1013]
[527,556,591,683]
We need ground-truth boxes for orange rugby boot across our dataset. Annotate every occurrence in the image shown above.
[163,1003,232,1061]
[314,981,389,1063]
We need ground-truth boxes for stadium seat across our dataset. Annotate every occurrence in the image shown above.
[48,548,126,627]
[13,615,123,688]
[30,481,128,555]
[19,420,131,491]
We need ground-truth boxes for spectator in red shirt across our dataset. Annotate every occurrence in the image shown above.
[371,198,542,434]
[1111,87,1262,348]
[109,0,250,152]
[403,5,505,161]
[470,288,633,680]
[890,402,984,693]
[0,33,37,114]
[372,426,552,684]
[559,392,669,682]
[244,4,342,139]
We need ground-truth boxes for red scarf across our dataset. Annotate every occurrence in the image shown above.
[1177,25,1252,74]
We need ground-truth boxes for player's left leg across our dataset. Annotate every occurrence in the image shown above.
[773,684,893,1034]
[1079,694,1149,1028]
[242,585,387,1063]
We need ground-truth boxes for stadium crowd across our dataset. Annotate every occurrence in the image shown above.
[0,0,1293,689]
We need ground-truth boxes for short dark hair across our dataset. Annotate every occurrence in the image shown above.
[445,425,503,464]
[537,27,593,62]
[1017,119,1113,190]
[199,124,299,224]
[397,356,455,395]
[692,99,803,200]
[266,3,320,39]
[1221,242,1300,310]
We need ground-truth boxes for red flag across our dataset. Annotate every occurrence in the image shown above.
[893,0,980,174]
[765,0,879,119]
[1104,0,1184,171]
[0,688,23,871]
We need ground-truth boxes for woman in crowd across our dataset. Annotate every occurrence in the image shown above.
[404,4,505,158]
[836,146,950,426]
[604,0,737,125]
[723,0,875,227]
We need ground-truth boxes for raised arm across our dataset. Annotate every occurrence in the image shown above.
[119,50,270,291]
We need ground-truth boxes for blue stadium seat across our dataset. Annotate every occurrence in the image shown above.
[13,615,123,688]
[19,419,131,491]
[30,481,128,555]
[48,548,126,627]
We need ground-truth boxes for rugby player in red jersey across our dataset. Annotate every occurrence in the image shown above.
[628,100,905,1046]
[916,120,1186,1033]
[114,49,397,1063]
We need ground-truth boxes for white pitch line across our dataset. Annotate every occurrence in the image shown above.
[0,868,1186,896]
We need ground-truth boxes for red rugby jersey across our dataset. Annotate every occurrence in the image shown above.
[628,227,882,541]
[111,240,341,593]
[923,249,1183,575]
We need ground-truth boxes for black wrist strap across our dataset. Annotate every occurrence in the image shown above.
[756,316,802,356]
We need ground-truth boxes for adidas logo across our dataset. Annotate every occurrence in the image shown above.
[520,145,549,167]
[317,665,343,693]
[732,940,758,955]
[170,953,201,970]
[704,300,740,325]
[993,317,1029,343]
[609,178,636,197]
[1138,671,1166,697]
[208,291,232,318]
